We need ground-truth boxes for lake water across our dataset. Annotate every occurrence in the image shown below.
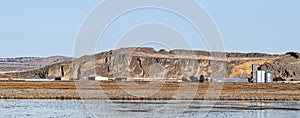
[0,99,299,118]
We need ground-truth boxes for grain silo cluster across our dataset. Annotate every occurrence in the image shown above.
[251,64,273,83]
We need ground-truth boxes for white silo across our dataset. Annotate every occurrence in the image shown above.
[265,71,273,83]
[257,71,262,83]
[256,70,266,83]
[261,71,266,83]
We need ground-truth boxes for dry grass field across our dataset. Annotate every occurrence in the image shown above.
[0,82,299,100]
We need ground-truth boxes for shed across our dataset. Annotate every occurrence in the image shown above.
[211,78,249,83]
[114,78,127,81]
[88,76,109,81]
[25,78,55,82]
[55,77,70,81]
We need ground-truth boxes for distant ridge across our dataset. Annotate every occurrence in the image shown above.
[2,47,300,81]
[0,56,73,73]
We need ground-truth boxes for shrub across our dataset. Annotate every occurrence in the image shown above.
[273,77,286,81]
[199,75,205,83]
[182,77,190,82]
[190,76,198,82]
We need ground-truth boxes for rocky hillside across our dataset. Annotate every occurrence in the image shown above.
[2,48,300,80]
[0,56,73,73]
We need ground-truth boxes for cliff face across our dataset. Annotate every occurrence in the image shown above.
[3,48,300,80]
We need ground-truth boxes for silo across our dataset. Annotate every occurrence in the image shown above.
[256,71,262,83]
[256,70,266,83]
[265,71,273,83]
[261,71,266,83]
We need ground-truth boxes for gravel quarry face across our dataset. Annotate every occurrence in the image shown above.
[0,82,299,100]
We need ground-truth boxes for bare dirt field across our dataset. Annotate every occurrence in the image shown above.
[0,82,299,100]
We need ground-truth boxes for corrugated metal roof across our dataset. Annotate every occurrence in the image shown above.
[211,78,249,83]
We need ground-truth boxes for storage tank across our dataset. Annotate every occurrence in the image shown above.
[256,71,266,83]
[265,71,273,83]
[261,71,266,83]
[257,71,262,83]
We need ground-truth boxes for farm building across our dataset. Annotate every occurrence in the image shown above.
[251,64,274,83]
[55,77,70,81]
[114,78,127,81]
[211,78,249,83]
[126,78,170,82]
[88,76,109,81]
[25,78,54,82]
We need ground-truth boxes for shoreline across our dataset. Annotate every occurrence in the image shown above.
[0,82,299,100]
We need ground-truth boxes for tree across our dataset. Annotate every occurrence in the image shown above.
[247,78,252,83]
[273,77,286,81]
[182,76,189,82]
[199,75,205,83]
[190,76,198,82]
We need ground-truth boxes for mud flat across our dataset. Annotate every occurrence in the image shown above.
[0,82,299,100]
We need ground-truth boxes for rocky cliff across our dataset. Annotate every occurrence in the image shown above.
[2,48,300,81]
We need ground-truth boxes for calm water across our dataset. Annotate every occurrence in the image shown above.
[0,99,299,118]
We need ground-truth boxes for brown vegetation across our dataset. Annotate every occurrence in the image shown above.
[0,81,299,100]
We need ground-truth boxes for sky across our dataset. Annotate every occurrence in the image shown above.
[0,0,300,57]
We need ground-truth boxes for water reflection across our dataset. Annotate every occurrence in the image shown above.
[0,100,299,118]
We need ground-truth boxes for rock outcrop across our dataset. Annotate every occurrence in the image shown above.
[2,47,300,80]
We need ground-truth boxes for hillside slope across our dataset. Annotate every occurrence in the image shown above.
[0,56,73,73]
[2,48,300,80]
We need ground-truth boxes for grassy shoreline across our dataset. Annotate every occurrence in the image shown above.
[0,82,299,100]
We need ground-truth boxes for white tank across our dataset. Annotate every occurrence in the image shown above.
[256,71,266,83]
[257,71,262,83]
[265,72,273,83]
[261,71,266,83]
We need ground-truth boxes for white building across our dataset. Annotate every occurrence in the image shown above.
[88,76,109,81]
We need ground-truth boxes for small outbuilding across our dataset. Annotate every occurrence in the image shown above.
[114,78,127,81]
[25,78,54,82]
[88,76,109,81]
[211,78,249,83]
[55,77,70,81]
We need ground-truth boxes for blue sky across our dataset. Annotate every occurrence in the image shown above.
[0,0,299,57]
